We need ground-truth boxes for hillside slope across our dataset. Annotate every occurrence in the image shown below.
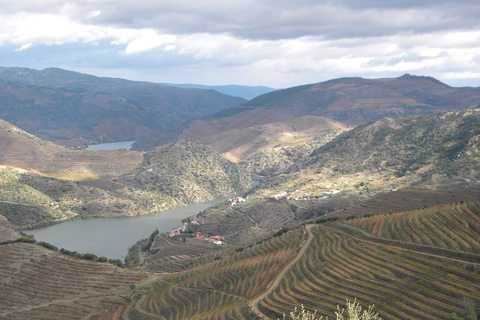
[0,67,246,124]
[141,74,480,155]
[253,109,480,197]
[161,82,276,99]
[0,241,151,320]
[119,190,480,320]
[0,118,142,175]
[120,138,252,203]
[0,78,172,147]
[242,74,480,124]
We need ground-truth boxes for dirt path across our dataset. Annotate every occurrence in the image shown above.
[248,224,315,319]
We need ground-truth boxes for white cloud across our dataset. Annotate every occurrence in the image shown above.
[123,32,176,55]
[15,43,33,51]
[2,0,480,87]
[87,10,101,18]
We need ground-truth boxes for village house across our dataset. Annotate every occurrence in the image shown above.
[169,231,180,237]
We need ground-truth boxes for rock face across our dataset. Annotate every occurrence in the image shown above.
[120,138,253,203]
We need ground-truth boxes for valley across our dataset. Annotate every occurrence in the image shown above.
[1,68,480,319]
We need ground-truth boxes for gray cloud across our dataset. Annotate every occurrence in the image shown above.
[55,0,480,40]
[2,0,480,87]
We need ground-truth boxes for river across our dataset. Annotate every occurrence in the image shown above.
[85,140,136,151]
[31,197,227,260]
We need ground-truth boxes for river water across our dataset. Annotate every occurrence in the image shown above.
[31,197,227,260]
[85,140,136,151]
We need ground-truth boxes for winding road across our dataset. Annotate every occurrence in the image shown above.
[248,224,315,319]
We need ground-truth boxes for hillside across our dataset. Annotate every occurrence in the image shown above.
[242,74,480,124]
[0,241,151,320]
[0,67,246,125]
[119,138,252,203]
[0,166,183,229]
[198,115,350,162]
[161,82,276,99]
[116,188,480,320]
[252,109,480,198]
[0,78,172,147]
[140,74,480,155]
[0,118,143,176]
[3,186,480,319]
[0,120,253,229]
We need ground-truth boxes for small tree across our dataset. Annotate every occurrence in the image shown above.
[283,304,323,320]
[282,299,382,320]
[335,299,382,320]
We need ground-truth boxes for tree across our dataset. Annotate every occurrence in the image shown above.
[448,306,479,320]
[283,299,382,320]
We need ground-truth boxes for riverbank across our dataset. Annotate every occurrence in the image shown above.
[30,197,228,259]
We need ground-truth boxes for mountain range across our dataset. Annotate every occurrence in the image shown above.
[141,74,480,158]
[0,67,246,146]
[160,82,276,99]
[1,69,480,319]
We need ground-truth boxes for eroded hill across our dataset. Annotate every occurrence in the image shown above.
[252,109,480,198]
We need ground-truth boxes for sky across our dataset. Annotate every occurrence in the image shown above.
[1,0,480,88]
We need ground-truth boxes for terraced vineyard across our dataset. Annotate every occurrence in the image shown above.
[324,187,480,220]
[259,207,480,319]
[130,228,305,319]
[345,201,480,253]
[0,242,151,320]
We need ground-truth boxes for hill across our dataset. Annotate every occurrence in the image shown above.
[140,74,480,157]
[117,187,480,320]
[0,119,252,229]
[0,118,142,175]
[0,241,151,320]
[251,109,480,198]
[119,138,252,203]
[0,67,246,125]
[160,82,276,99]
[0,78,173,147]
[3,187,480,319]
[242,74,480,124]
[194,115,350,162]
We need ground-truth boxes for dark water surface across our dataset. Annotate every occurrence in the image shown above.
[30,198,226,259]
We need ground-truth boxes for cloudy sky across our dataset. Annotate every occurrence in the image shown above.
[1,0,480,88]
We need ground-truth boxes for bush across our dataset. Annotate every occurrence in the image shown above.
[282,299,382,320]
[37,241,58,251]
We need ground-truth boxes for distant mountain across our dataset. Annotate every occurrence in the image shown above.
[253,109,480,197]
[160,83,277,100]
[141,74,480,156]
[0,67,246,124]
[230,74,480,125]
[0,78,172,146]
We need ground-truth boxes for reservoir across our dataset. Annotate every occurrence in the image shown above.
[85,140,135,151]
[31,197,227,260]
